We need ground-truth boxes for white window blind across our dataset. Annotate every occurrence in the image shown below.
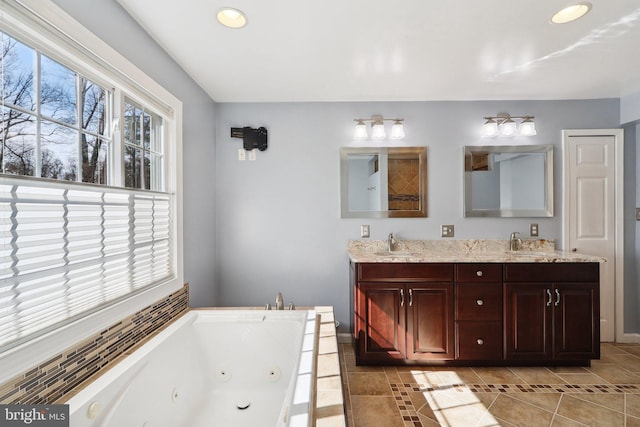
[0,176,173,350]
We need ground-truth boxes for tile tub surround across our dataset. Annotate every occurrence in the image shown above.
[341,341,640,427]
[347,239,605,263]
[0,285,189,405]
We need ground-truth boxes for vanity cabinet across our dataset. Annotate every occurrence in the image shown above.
[504,263,600,361]
[354,263,454,363]
[352,260,600,366]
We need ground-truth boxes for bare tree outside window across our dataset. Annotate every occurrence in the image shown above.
[1,31,110,184]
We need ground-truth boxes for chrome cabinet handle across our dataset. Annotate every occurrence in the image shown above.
[546,289,552,306]
[409,288,413,307]
[555,289,560,306]
[477,338,484,345]
[476,270,483,277]
[400,289,404,306]
[476,299,484,306]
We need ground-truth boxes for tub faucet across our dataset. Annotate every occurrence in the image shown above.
[510,232,522,251]
[388,233,395,252]
[275,292,284,310]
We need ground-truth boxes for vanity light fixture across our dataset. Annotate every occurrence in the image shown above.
[482,113,536,137]
[353,115,405,140]
[551,3,592,24]
[217,7,247,28]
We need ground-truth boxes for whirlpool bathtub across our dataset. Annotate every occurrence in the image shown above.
[66,309,318,427]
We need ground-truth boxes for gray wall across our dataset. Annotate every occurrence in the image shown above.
[47,1,640,334]
[214,100,634,333]
[52,0,218,307]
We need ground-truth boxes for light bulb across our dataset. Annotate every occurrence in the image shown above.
[500,118,517,137]
[519,118,537,136]
[353,121,368,140]
[481,119,499,137]
[390,121,405,139]
[371,122,386,140]
[217,8,247,28]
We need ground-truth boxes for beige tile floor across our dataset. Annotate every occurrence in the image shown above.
[340,342,640,427]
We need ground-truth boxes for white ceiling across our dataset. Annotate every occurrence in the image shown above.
[116,0,640,103]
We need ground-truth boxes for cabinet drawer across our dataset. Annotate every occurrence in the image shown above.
[358,263,453,281]
[456,321,503,360]
[456,283,502,321]
[504,263,599,282]
[456,264,502,282]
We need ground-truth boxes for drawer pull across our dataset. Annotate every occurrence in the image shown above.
[555,288,560,306]
[476,338,484,345]
[476,270,483,277]
[409,288,413,307]
[546,289,552,306]
[400,289,404,307]
[476,299,484,306]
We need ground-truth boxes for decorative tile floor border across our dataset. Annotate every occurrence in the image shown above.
[393,383,640,394]
[389,382,640,427]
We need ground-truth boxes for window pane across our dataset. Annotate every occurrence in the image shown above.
[40,55,77,125]
[1,106,36,175]
[124,146,142,189]
[81,77,107,135]
[82,134,107,184]
[143,149,151,190]
[150,153,163,191]
[149,113,162,153]
[40,120,77,181]
[124,103,141,146]
[143,111,150,150]
[1,32,35,112]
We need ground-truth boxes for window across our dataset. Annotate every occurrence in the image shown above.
[123,99,163,191]
[0,0,182,361]
[1,32,111,184]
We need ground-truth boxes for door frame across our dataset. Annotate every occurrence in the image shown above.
[561,129,627,342]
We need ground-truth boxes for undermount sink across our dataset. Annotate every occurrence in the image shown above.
[373,251,422,257]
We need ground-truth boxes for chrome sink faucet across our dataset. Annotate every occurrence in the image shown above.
[510,232,522,251]
[388,232,395,252]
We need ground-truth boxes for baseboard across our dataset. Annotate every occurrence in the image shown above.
[337,333,352,344]
[615,332,640,344]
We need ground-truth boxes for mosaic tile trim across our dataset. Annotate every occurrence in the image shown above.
[0,285,189,405]
[391,383,424,427]
[396,383,640,394]
[389,382,640,427]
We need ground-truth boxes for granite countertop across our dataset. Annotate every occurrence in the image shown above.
[347,239,606,263]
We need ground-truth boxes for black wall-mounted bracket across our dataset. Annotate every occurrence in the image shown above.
[230,126,268,151]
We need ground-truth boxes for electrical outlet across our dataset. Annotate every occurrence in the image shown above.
[360,225,370,238]
[530,223,539,237]
[238,148,246,161]
[248,150,257,161]
[441,224,454,238]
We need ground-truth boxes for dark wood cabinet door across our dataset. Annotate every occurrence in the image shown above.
[407,283,454,360]
[554,282,600,359]
[357,282,406,362]
[504,283,552,360]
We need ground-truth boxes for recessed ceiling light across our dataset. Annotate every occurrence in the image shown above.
[217,7,247,29]
[551,3,592,24]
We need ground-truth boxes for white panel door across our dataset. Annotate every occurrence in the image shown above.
[564,134,617,341]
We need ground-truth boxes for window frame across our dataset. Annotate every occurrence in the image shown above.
[0,0,184,384]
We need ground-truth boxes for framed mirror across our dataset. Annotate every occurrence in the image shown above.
[464,144,553,217]
[340,147,428,218]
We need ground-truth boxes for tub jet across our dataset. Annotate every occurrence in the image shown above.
[236,401,251,410]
